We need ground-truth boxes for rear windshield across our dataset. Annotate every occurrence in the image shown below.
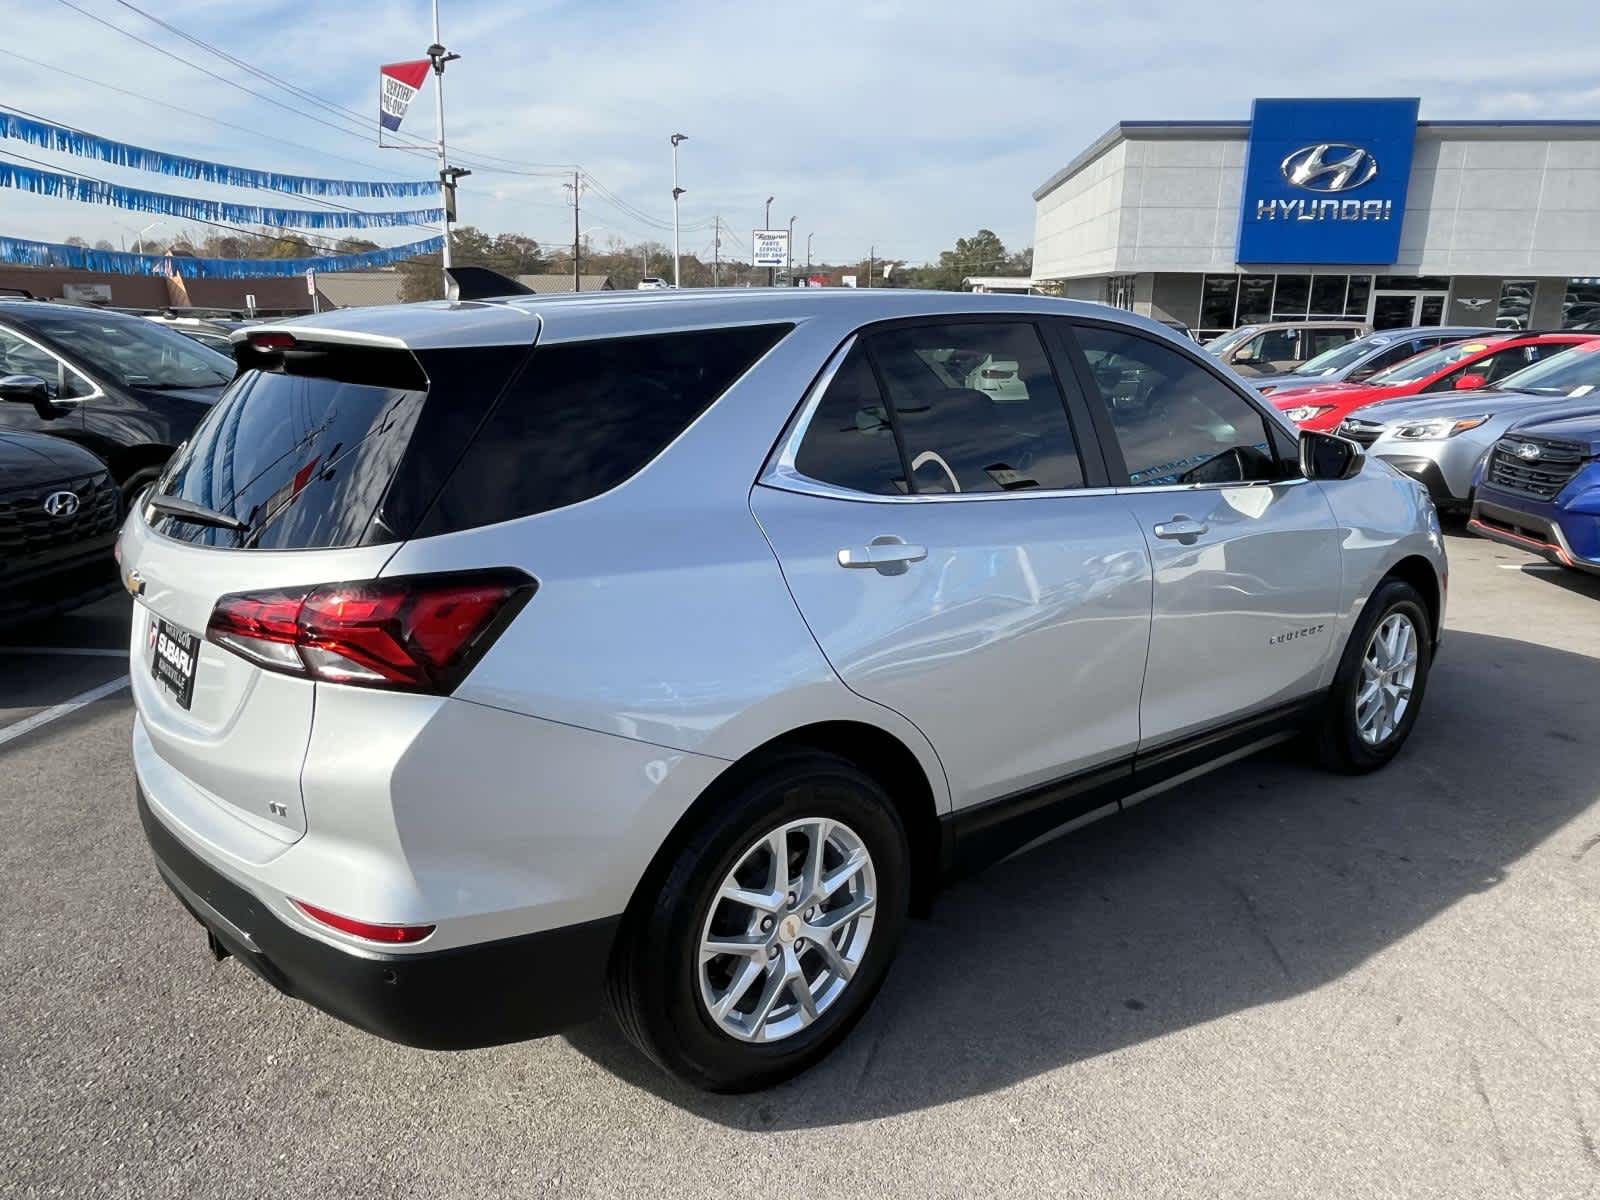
[151,348,428,550]
[414,323,791,536]
[151,323,790,549]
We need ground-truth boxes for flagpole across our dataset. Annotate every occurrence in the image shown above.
[431,0,452,280]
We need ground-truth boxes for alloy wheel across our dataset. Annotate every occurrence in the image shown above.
[697,816,877,1044]
[1356,611,1418,745]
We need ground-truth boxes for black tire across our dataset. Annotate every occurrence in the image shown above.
[607,749,910,1092]
[119,466,162,511]
[1313,578,1433,773]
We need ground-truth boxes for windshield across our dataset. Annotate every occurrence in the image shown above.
[1292,334,1387,377]
[1368,339,1499,386]
[1205,326,1259,356]
[1494,341,1600,396]
[24,312,234,389]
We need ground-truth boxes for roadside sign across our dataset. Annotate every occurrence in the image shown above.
[841,274,858,289]
[751,229,789,269]
[245,293,257,315]
[305,268,317,295]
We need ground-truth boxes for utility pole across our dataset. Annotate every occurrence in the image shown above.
[764,196,774,287]
[713,216,721,287]
[670,133,687,289]
[564,170,581,291]
[868,245,875,288]
[787,215,795,287]
[806,232,813,278]
[428,0,465,288]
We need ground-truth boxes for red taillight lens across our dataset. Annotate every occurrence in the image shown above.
[247,331,296,351]
[205,570,534,693]
[291,899,435,944]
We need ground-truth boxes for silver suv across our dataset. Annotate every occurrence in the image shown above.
[121,288,1446,1092]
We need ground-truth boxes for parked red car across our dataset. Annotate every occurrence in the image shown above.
[1269,332,1600,431]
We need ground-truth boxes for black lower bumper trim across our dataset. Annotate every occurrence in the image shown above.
[137,784,620,1050]
[1377,455,1459,508]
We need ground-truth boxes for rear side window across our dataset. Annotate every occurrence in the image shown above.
[794,342,907,495]
[418,324,790,534]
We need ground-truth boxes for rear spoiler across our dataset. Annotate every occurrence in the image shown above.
[444,266,533,302]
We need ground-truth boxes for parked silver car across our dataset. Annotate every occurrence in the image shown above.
[121,288,1445,1091]
[1248,326,1492,395]
[1339,339,1600,512]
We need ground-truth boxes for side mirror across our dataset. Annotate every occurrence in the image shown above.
[1299,429,1364,481]
[1454,373,1487,391]
[0,374,61,420]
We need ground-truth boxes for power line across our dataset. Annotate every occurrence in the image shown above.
[51,0,430,153]
[100,0,579,176]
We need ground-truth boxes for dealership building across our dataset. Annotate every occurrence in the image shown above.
[1031,98,1600,338]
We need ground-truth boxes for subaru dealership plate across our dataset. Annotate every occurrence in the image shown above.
[147,614,200,710]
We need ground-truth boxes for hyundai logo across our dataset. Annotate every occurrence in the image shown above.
[42,490,80,518]
[1515,442,1543,461]
[1280,143,1379,192]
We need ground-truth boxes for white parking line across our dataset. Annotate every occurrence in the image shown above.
[1497,563,1564,572]
[0,676,130,749]
[0,646,129,658]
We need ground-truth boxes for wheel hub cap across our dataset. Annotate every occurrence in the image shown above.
[696,816,877,1044]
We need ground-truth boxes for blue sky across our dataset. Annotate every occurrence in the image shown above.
[4,0,1599,264]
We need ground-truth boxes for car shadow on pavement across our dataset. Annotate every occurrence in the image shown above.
[565,630,1600,1128]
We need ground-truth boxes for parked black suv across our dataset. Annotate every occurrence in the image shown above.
[0,431,122,626]
[0,302,234,504]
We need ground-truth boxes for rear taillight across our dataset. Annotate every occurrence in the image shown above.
[206,569,534,693]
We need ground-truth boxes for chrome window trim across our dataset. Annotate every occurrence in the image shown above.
[0,321,106,405]
[761,331,1124,504]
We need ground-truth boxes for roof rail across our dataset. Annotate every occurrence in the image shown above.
[444,266,533,302]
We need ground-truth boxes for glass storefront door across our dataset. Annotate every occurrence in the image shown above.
[1370,291,1449,329]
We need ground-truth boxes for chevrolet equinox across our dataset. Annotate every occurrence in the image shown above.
[122,287,1446,1092]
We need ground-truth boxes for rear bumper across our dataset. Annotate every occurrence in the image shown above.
[137,783,619,1049]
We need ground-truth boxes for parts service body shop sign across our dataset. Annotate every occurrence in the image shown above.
[1237,98,1419,265]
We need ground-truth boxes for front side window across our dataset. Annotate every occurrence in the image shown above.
[0,328,89,398]
[21,312,232,389]
[1305,328,1355,358]
[868,322,1083,493]
[1424,345,1536,392]
[1074,325,1278,487]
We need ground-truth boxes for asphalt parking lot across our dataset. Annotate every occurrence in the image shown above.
[3,528,1598,1199]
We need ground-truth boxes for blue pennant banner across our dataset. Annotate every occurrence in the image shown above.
[0,234,443,278]
[0,110,436,198]
[0,161,443,229]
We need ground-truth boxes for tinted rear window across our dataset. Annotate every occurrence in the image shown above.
[152,347,429,549]
[415,323,790,535]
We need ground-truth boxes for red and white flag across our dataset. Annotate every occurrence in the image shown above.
[379,60,431,134]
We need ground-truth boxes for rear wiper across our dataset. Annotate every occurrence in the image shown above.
[145,493,248,533]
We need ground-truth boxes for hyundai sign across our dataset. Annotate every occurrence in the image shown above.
[1236,98,1419,265]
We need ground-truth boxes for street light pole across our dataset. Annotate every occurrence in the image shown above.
[806,232,813,278]
[134,220,164,254]
[764,196,774,286]
[428,0,465,287]
[787,216,795,287]
[670,133,688,289]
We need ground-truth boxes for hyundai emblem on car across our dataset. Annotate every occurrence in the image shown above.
[1516,442,1543,461]
[42,490,80,518]
[1280,143,1379,192]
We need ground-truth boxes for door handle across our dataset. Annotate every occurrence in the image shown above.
[1152,517,1209,542]
[837,539,928,570]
